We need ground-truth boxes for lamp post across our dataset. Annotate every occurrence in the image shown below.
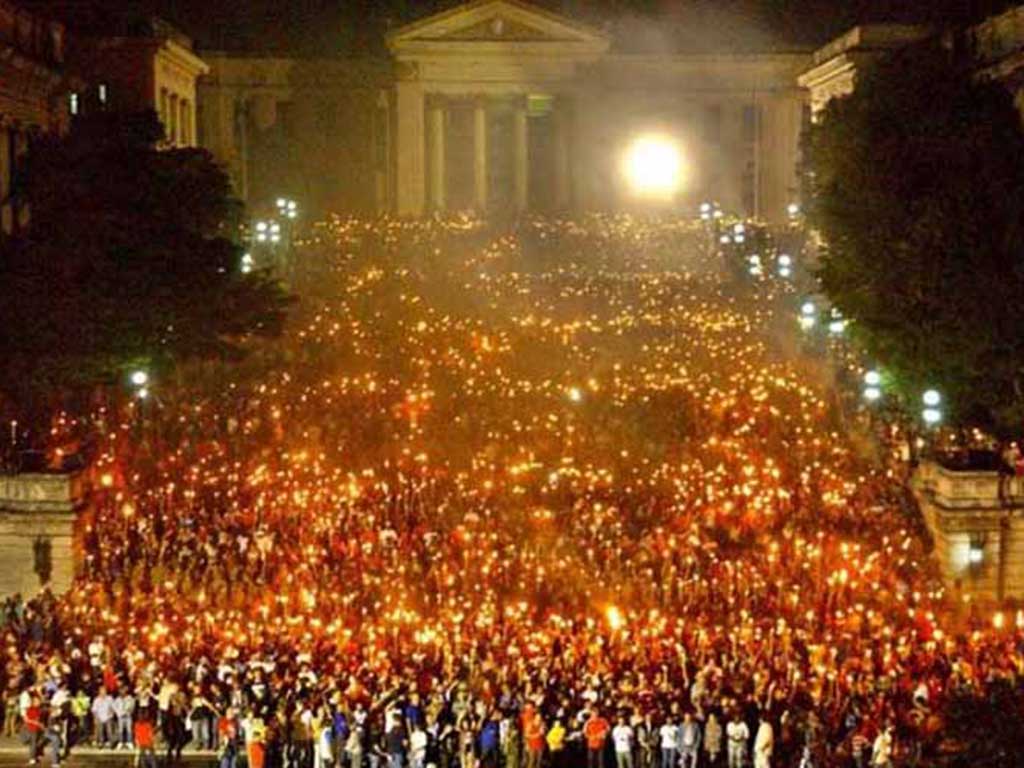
[922,389,942,426]
[863,370,882,403]
[799,300,817,331]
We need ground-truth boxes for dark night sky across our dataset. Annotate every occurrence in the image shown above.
[27,0,1021,54]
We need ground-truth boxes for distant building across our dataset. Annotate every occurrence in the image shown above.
[18,3,209,147]
[797,24,930,121]
[0,0,68,234]
[197,0,809,224]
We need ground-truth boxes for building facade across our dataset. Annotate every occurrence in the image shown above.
[198,0,810,225]
[0,0,68,234]
[197,54,392,215]
[62,17,208,147]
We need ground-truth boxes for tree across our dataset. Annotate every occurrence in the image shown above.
[804,40,1024,439]
[0,110,292,437]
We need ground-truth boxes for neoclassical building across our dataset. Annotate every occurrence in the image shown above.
[192,0,1024,224]
[198,0,809,225]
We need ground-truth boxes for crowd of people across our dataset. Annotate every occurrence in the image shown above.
[2,215,1021,768]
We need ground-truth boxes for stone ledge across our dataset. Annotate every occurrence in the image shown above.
[0,471,88,513]
[912,460,1024,511]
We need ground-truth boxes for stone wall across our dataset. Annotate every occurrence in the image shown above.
[0,472,86,598]
[913,460,1024,603]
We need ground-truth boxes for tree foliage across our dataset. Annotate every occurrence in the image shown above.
[0,111,292,427]
[805,41,1024,438]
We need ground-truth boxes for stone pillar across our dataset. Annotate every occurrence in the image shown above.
[427,97,446,212]
[473,98,488,212]
[0,124,10,235]
[513,101,529,213]
[13,130,28,231]
[395,79,425,216]
[759,92,803,226]
[169,93,179,145]
[554,99,571,210]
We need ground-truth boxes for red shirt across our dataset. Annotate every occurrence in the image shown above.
[134,721,155,749]
[25,705,43,734]
[584,717,610,750]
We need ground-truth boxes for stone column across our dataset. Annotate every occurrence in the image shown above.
[554,98,571,210]
[395,78,425,216]
[513,100,529,213]
[169,93,179,145]
[473,98,488,213]
[0,124,10,235]
[427,97,446,212]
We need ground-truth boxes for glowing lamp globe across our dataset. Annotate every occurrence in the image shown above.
[624,135,683,197]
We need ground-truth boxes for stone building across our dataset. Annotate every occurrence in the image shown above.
[65,17,209,148]
[913,461,1024,604]
[198,0,810,225]
[197,54,392,215]
[0,0,68,235]
[23,4,210,148]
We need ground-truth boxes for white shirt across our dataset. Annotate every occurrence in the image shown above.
[754,722,773,755]
[872,731,892,765]
[726,721,749,744]
[410,729,428,756]
[612,725,634,754]
[660,723,679,749]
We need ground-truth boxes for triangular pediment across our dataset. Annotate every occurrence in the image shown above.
[388,0,609,50]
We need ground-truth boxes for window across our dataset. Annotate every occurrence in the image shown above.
[68,92,80,116]
[98,83,108,105]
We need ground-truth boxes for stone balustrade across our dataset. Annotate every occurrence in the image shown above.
[0,471,87,597]
[912,459,1024,603]
[0,471,86,513]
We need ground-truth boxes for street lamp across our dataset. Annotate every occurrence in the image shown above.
[623,134,684,199]
[130,370,149,387]
[799,300,817,330]
[922,389,942,425]
[827,308,846,336]
[787,202,800,218]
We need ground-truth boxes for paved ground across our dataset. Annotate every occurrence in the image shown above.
[0,738,215,766]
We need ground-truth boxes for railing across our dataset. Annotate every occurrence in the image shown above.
[914,460,1024,510]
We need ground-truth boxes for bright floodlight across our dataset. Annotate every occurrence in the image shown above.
[922,389,941,407]
[778,254,792,267]
[800,301,816,317]
[864,370,881,387]
[130,370,148,386]
[624,135,683,197]
[922,407,942,425]
[864,386,881,401]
